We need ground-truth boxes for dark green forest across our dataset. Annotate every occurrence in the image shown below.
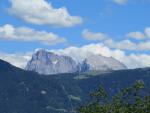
[78,80,150,113]
[0,59,150,113]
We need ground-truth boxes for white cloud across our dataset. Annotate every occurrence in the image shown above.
[138,41,150,50]
[145,27,150,38]
[104,39,150,51]
[124,54,150,68]
[107,27,150,50]
[0,24,66,45]
[9,0,82,27]
[52,43,150,69]
[113,0,128,5]
[52,43,113,62]
[126,31,145,40]
[126,27,150,40]
[81,27,150,51]
[82,29,108,41]
[104,39,136,50]
[0,51,32,68]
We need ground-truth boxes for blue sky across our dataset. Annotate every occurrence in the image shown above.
[0,0,150,68]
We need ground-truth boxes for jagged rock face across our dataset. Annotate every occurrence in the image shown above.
[26,49,127,75]
[80,54,127,72]
[26,49,78,75]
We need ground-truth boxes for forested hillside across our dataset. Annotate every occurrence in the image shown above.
[0,59,150,113]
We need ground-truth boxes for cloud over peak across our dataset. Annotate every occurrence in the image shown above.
[9,0,83,27]
[51,43,150,69]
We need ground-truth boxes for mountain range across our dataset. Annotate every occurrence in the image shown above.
[0,59,150,113]
[26,49,127,75]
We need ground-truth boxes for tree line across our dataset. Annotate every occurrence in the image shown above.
[77,80,150,113]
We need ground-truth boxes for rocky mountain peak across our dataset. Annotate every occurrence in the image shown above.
[26,50,127,75]
[80,54,127,72]
[26,50,78,75]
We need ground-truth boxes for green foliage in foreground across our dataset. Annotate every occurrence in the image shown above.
[77,80,150,113]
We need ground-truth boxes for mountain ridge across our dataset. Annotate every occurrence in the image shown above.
[26,49,127,75]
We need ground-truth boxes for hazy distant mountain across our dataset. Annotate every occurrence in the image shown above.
[26,49,78,75]
[26,49,127,75]
[80,54,127,72]
[0,59,150,113]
